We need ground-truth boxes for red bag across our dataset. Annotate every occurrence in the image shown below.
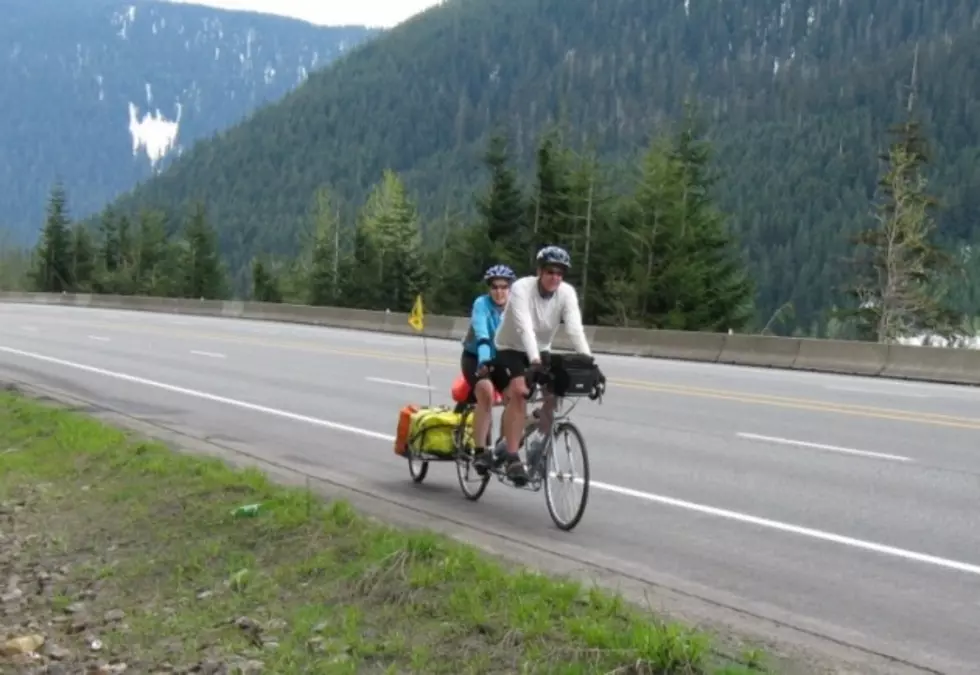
[451,373,504,404]
[450,374,471,403]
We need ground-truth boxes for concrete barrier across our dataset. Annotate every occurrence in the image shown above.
[792,338,889,376]
[592,326,726,362]
[882,343,980,385]
[718,334,802,368]
[2,291,979,387]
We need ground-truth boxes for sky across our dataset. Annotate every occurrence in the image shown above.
[164,0,444,28]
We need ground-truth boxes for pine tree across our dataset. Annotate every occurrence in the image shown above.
[134,209,173,296]
[30,182,74,293]
[612,135,681,326]
[0,232,30,291]
[93,208,128,294]
[338,222,382,308]
[307,186,343,306]
[562,147,614,319]
[841,118,958,342]
[474,132,527,271]
[527,130,573,266]
[355,170,427,311]
[179,202,227,299]
[70,224,95,291]
[667,109,754,331]
[251,259,282,302]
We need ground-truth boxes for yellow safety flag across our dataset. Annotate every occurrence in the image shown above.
[408,293,424,332]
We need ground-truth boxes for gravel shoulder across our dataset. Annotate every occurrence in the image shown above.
[0,390,768,674]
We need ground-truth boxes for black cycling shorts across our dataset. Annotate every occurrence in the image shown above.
[489,349,552,393]
[459,351,487,391]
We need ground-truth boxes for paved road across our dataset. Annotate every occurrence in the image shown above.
[1,303,979,674]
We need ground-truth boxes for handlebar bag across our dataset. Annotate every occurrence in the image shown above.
[549,353,600,398]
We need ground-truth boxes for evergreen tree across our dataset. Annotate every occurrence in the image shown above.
[0,232,30,291]
[561,147,613,319]
[355,170,427,311]
[70,224,95,291]
[622,135,679,326]
[93,208,127,294]
[251,259,283,303]
[666,109,754,331]
[527,130,573,266]
[307,186,343,306]
[426,216,488,314]
[99,209,121,273]
[338,222,382,309]
[179,202,227,299]
[134,209,174,296]
[474,132,527,271]
[30,183,74,293]
[840,118,959,342]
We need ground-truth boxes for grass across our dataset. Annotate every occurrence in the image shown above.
[0,390,771,674]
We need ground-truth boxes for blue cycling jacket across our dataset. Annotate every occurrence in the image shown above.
[461,293,504,366]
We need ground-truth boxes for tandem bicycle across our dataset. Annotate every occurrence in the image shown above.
[399,353,605,531]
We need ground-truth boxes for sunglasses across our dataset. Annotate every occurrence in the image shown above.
[541,266,565,277]
[490,283,510,291]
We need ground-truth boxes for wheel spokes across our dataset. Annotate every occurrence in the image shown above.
[547,428,585,523]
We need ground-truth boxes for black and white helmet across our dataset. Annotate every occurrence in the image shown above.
[535,245,571,270]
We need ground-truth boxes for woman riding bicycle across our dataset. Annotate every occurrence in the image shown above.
[459,264,516,465]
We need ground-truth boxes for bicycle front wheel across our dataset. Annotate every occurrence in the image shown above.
[544,421,590,531]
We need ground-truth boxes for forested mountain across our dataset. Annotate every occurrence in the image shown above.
[95,0,980,333]
[0,0,378,243]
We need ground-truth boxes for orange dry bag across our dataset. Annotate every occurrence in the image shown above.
[395,404,420,456]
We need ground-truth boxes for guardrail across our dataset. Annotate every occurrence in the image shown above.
[2,291,979,386]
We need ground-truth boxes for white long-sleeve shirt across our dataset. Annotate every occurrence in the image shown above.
[494,275,591,362]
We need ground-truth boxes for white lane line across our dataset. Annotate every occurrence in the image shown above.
[0,345,393,442]
[87,335,110,342]
[824,384,929,399]
[737,432,912,463]
[191,350,226,359]
[365,376,432,390]
[587,479,980,576]
[1,344,977,577]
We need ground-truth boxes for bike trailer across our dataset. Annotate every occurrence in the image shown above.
[407,406,473,457]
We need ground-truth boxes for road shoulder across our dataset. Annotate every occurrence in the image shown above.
[0,376,933,675]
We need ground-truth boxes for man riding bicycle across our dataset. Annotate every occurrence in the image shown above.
[473,246,598,486]
[460,264,516,466]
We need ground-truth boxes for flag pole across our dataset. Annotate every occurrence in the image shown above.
[422,333,432,407]
[409,293,432,407]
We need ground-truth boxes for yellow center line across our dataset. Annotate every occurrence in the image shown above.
[8,313,980,431]
[612,379,980,430]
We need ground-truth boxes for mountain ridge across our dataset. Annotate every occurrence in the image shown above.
[1,0,380,243]
[64,0,980,331]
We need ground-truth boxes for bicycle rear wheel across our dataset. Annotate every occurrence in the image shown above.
[407,453,429,483]
[543,421,590,531]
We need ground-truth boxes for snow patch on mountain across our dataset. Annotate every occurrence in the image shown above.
[128,100,182,169]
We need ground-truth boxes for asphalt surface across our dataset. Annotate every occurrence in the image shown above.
[1,303,979,674]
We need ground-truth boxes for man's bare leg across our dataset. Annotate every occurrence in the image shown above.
[536,393,556,435]
[502,377,527,454]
